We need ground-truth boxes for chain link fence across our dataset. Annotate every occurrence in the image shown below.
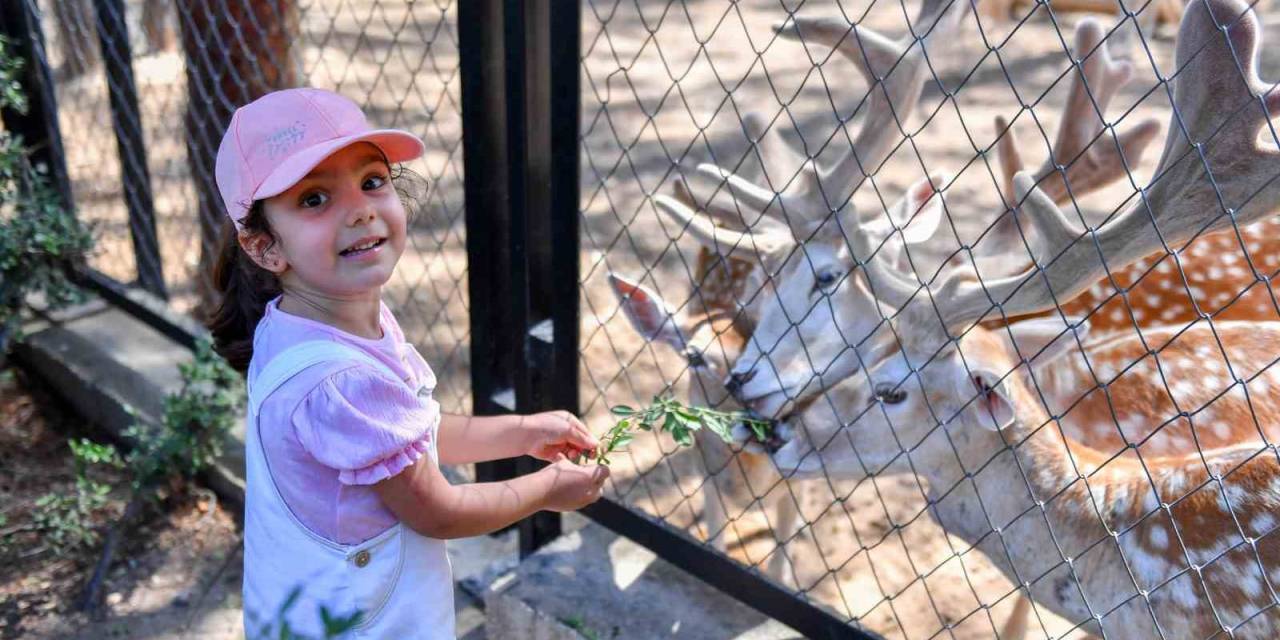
[578,0,1280,637]
[33,0,471,414]
[18,0,1280,636]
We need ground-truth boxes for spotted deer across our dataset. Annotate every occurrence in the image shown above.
[770,0,1280,634]
[721,14,1280,425]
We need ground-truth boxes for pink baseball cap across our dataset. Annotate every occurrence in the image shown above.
[215,87,425,228]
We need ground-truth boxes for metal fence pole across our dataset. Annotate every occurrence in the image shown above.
[510,0,581,558]
[93,0,165,299]
[461,0,577,556]
[0,0,74,213]
[460,0,520,488]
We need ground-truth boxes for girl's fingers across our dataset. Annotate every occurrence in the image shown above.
[562,423,598,450]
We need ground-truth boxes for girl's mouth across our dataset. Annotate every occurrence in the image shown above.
[339,237,386,258]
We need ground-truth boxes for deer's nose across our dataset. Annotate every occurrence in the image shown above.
[725,369,757,395]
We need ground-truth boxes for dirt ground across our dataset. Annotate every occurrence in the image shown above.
[32,0,1280,638]
[0,368,244,639]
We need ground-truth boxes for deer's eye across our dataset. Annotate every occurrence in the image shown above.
[813,269,842,292]
[873,382,908,405]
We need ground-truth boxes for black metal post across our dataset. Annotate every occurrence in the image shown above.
[461,0,576,555]
[460,0,520,486]
[510,0,583,558]
[93,0,165,299]
[548,0,582,435]
[0,0,75,213]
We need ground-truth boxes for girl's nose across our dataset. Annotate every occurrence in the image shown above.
[347,197,377,226]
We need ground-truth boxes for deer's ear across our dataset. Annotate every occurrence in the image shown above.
[867,173,948,246]
[608,273,686,349]
[1003,316,1090,366]
[969,368,1015,432]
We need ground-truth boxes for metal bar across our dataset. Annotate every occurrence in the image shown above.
[508,0,561,557]
[548,0,581,426]
[459,0,519,486]
[581,498,881,640]
[0,0,75,213]
[70,267,201,351]
[93,0,166,299]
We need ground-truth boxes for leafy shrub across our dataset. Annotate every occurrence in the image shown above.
[30,438,122,555]
[0,35,94,352]
[123,338,244,488]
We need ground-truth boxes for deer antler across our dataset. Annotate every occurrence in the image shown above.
[684,0,971,234]
[993,18,1162,206]
[860,0,1280,329]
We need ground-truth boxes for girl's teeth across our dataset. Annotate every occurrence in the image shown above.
[343,239,382,254]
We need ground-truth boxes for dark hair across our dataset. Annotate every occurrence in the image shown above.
[208,201,280,373]
[206,161,430,373]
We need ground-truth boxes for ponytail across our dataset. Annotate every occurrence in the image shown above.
[207,202,280,373]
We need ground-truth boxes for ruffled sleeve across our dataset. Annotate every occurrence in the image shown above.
[291,365,440,485]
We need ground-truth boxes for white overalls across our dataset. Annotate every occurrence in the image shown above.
[242,341,454,638]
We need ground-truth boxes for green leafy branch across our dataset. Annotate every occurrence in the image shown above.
[0,35,93,359]
[594,394,771,466]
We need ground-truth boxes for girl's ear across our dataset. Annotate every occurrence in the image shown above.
[238,230,288,275]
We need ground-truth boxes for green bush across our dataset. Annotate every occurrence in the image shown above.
[29,438,122,556]
[0,35,94,352]
[122,338,244,488]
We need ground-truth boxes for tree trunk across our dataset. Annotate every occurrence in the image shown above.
[50,0,98,78]
[177,0,298,319]
[140,0,173,54]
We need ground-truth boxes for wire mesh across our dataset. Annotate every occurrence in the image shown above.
[579,0,1280,637]
[35,0,471,414]
[26,0,1280,636]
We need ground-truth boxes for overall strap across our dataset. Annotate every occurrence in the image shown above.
[248,341,401,415]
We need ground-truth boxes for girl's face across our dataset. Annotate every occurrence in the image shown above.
[252,143,407,297]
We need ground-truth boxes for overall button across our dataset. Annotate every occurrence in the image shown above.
[353,549,371,568]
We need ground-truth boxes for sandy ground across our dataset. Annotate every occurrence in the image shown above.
[30,0,1280,637]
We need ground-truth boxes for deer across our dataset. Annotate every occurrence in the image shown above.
[606,0,974,590]
[719,13,1280,427]
[606,183,801,582]
[767,0,1280,634]
[614,2,1044,632]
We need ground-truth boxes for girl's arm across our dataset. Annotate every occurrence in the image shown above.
[435,413,527,465]
[372,453,609,539]
[436,411,598,466]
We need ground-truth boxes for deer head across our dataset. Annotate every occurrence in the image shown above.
[725,16,1162,419]
[608,272,746,409]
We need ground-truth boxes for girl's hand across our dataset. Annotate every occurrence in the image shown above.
[523,410,599,462]
[539,456,610,511]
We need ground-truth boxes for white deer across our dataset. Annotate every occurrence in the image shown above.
[769,0,1280,634]
[606,0,973,586]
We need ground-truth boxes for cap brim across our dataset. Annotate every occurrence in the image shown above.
[253,129,425,201]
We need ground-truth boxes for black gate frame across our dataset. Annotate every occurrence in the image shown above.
[2,0,874,636]
[458,3,871,638]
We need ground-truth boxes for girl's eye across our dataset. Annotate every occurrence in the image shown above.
[299,192,328,209]
[873,382,907,405]
[364,174,388,190]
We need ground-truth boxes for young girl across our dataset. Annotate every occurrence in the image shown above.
[208,88,609,638]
